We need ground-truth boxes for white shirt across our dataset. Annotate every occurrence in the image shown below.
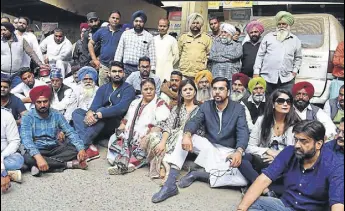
[11,79,46,110]
[64,76,79,89]
[51,85,77,119]
[16,31,44,67]
[295,105,337,139]
[154,34,179,81]
[40,34,73,62]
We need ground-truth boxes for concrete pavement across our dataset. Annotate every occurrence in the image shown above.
[1,148,242,211]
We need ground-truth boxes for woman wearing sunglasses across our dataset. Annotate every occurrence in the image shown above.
[239,89,300,196]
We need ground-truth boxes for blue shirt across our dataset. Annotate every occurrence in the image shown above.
[263,146,344,211]
[1,94,26,120]
[21,108,85,156]
[325,140,344,161]
[92,26,123,65]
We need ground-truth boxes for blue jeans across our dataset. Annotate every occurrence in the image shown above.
[3,153,24,170]
[1,73,22,88]
[249,197,294,211]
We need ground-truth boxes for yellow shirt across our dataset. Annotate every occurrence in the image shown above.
[178,32,212,78]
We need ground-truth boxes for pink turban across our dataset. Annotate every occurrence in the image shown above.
[29,85,52,103]
[246,20,264,34]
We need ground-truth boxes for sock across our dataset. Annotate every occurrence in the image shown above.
[166,168,179,186]
[66,161,73,169]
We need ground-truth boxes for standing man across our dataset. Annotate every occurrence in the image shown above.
[241,20,265,78]
[40,28,73,78]
[89,11,123,86]
[154,18,179,82]
[115,10,156,77]
[253,11,302,94]
[72,23,90,66]
[209,23,243,80]
[178,13,212,80]
[209,16,221,39]
[324,85,344,126]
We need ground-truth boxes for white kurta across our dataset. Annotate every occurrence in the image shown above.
[154,34,179,81]
[15,31,44,67]
[11,79,46,109]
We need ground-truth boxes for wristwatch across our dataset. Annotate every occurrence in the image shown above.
[1,170,8,177]
[93,113,99,120]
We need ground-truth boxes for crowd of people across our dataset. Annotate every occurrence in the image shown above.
[1,8,344,211]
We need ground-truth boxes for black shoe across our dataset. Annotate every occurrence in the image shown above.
[152,184,179,203]
[178,172,197,188]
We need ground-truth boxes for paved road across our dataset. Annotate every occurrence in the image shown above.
[1,147,242,211]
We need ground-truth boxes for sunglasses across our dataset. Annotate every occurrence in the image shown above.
[275,98,292,105]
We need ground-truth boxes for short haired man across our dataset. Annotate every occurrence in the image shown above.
[63,65,81,89]
[194,70,213,103]
[21,85,88,177]
[0,17,10,23]
[292,81,337,140]
[324,85,344,127]
[72,61,136,161]
[160,71,183,108]
[152,77,249,203]
[238,120,344,211]
[1,76,27,125]
[40,28,73,78]
[126,56,161,96]
[209,16,221,39]
[231,73,250,103]
[89,11,124,86]
[325,117,344,162]
[253,11,302,95]
[115,10,156,76]
[11,67,46,110]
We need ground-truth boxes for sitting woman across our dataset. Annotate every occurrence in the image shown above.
[241,89,300,196]
[107,78,171,175]
[143,79,202,180]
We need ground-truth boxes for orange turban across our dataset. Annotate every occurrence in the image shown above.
[195,70,213,85]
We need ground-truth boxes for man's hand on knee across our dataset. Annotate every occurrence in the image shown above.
[34,154,49,172]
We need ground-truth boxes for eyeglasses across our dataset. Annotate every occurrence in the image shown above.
[275,98,292,105]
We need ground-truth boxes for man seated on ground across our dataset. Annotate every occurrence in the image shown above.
[65,66,99,123]
[292,82,337,140]
[126,56,161,96]
[1,76,27,125]
[238,120,344,211]
[21,85,88,177]
[11,67,46,110]
[242,77,268,125]
[152,77,249,203]
[49,67,76,121]
[325,117,344,162]
[1,109,24,184]
[324,85,344,127]
[194,70,213,103]
[72,61,135,161]
[63,64,81,89]
[160,71,182,108]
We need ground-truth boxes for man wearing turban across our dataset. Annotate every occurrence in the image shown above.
[72,23,90,66]
[195,70,213,103]
[209,23,243,81]
[253,11,302,95]
[292,81,337,139]
[241,20,265,78]
[178,13,212,79]
[115,10,156,77]
[21,85,88,177]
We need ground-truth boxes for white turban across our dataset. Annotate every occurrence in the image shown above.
[188,13,204,28]
[220,23,236,35]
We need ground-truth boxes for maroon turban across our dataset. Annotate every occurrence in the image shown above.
[246,20,264,34]
[29,85,52,103]
[292,82,315,99]
[80,23,90,31]
[232,73,250,88]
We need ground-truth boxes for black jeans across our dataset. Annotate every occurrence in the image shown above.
[23,143,78,171]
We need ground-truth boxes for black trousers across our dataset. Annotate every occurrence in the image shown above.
[24,143,78,171]
[266,79,295,96]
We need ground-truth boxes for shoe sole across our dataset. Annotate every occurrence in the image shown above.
[152,189,179,204]
[108,167,122,175]
[86,155,101,162]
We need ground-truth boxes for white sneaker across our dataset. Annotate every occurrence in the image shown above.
[8,170,22,183]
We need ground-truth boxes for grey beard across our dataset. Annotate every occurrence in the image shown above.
[276,27,290,42]
[82,84,96,99]
[197,88,212,102]
[253,94,265,103]
[231,92,245,102]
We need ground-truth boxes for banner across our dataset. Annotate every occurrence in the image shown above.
[223,1,253,8]
[208,1,220,10]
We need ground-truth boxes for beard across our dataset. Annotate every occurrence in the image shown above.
[17,26,26,33]
[82,83,96,99]
[221,37,231,44]
[340,99,344,109]
[294,100,309,112]
[197,88,212,102]
[231,91,245,102]
[134,26,144,33]
[294,146,317,160]
[276,27,290,42]
[111,77,124,85]
[253,94,265,103]
[140,71,150,79]
[250,35,260,43]
[36,106,49,114]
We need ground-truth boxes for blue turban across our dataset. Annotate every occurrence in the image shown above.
[50,67,63,79]
[77,66,98,82]
[132,10,147,24]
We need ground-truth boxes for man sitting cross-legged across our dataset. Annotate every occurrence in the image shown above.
[21,85,88,177]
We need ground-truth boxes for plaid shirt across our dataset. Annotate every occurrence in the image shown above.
[21,108,85,156]
[114,29,156,70]
[209,38,243,80]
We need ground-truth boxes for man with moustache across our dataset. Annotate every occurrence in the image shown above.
[292,82,337,140]
[324,85,344,126]
[126,56,161,96]
[238,120,344,211]
[231,73,250,103]
[89,11,123,86]
[154,18,179,82]
[253,11,302,95]
[208,16,221,39]
[194,70,213,103]
[178,13,212,79]
[115,10,156,77]
[65,67,99,123]
[72,61,135,161]
[21,85,88,177]
[325,117,344,162]
[160,71,183,108]
[15,17,44,68]
[241,20,265,78]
